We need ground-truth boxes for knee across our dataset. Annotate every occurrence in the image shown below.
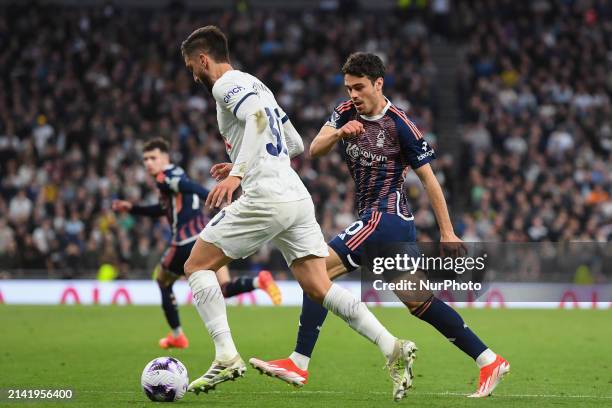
[184,253,219,277]
[157,277,173,290]
[302,283,328,304]
[183,256,199,277]
[405,301,423,313]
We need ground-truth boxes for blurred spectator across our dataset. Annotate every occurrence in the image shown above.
[8,190,33,224]
[0,2,439,275]
[457,0,612,242]
[1,0,608,279]
[0,218,15,253]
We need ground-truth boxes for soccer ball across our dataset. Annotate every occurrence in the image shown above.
[141,357,189,402]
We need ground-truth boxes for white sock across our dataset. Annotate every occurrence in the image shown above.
[289,351,310,371]
[172,326,183,337]
[322,283,397,359]
[253,276,260,289]
[188,270,238,362]
[475,348,496,368]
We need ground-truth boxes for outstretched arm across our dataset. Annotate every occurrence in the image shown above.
[130,204,165,217]
[413,164,460,241]
[112,200,164,217]
[177,178,209,199]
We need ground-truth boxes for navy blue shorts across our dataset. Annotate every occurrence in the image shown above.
[160,240,195,276]
[329,210,416,272]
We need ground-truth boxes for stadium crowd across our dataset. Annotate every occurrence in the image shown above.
[0,1,439,276]
[455,0,611,242]
[0,0,610,278]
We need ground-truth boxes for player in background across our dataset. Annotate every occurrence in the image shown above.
[112,138,281,350]
[181,26,417,402]
[249,53,510,398]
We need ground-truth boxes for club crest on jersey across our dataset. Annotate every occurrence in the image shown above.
[376,130,386,147]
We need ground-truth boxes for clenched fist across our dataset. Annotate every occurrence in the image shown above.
[337,120,364,139]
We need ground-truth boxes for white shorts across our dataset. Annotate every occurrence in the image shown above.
[200,197,329,266]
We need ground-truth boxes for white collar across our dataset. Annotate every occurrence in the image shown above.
[359,98,391,121]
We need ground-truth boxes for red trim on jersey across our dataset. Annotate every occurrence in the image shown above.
[348,211,382,250]
[389,106,423,139]
[175,193,183,213]
[346,211,382,250]
[162,245,177,269]
[156,172,166,183]
[337,100,353,110]
[337,101,354,113]
[346,211,378,248]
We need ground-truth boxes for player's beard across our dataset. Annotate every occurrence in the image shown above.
[197,72,214,94]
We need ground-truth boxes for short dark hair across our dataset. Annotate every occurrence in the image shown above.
[143,138,169,153]
[342,52,385,83]
[181,25,230,63]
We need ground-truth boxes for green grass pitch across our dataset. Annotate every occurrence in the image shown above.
[1,305,611,407]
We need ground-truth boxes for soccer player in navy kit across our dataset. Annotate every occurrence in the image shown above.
[112,138,281,350]
[250,53,509,398]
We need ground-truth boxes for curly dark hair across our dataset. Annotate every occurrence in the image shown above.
[181,25,230,63]
[341,52,385,83]
[142,137,169,153]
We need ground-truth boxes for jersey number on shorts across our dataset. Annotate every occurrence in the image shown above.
[265,107,286,157]
[338,220,364,241]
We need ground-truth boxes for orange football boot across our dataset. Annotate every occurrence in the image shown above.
[257,270,282,305]
[159,332,189,349]
[469,355,510,397]
[249,357,308,387]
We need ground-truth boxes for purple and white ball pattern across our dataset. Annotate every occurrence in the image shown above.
[141,357,189,402]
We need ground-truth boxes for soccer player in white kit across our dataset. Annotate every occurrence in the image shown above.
[180,26,417,401]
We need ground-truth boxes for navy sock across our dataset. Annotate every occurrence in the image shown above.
[413,296,487,360]
[294,292,329,358]
[159,283,180,329]
[221,277,255,298]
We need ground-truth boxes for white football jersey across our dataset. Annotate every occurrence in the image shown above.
[212,70,310,203]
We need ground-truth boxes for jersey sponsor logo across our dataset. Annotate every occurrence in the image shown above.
[223,85,245,103]
[417,149,435,161]
[346,142,388,164]
[416,140,434,161]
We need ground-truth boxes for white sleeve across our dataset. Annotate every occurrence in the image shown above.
[212,79,261,121]
[229,111,265,178]
[282,119,304,158]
